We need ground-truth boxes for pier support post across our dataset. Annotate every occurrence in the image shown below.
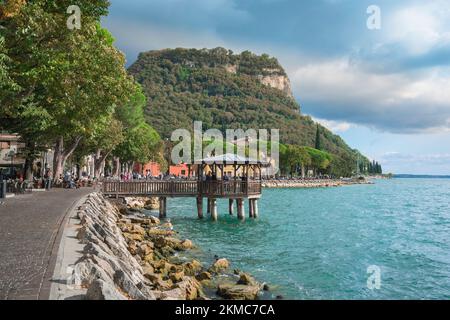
[211,198,218,221]
[207,198,211,214]
[237,198,245,221]
[248,199,254,218]
[196,196,203,219]
[253,199,259,218]
[159,197,167,219]
[229,199,234,215]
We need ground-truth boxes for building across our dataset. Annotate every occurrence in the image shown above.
[0,133,25,177]
[169,163,190,177]
[133,161,162,177]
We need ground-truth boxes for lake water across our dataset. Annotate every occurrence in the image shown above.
[152,179,450,299]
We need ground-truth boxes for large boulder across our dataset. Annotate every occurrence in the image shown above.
[217,283,260,300]
[144,197,160,210]
[183,260,202,276]
[237,273,258,286]
[86,279,128,300]
[209,258,230,273]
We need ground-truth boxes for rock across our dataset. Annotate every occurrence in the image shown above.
[217,283,260,300]
[184,260,202,276]
[176,276,202,300]
[237,273,258,286]
[147,228,174,237]
[195,271,212,281]
[72,258,112,287]
[209,258,229,273]
[180,239,194,250]
[142,253,154,262]
[169,271,185,283]
[160,221,173,229]
[119,223,146,236]
[127,240,138,255]
[142,264,155,276]
[86,279,128,300]
[159,246,176,257]
[144,197,159,210]
[137,242,153,258]
[159,287,185,300]
[263,284,270,291]
[124,197,146,210]
[152,260,176,276]
[123,232,144,242]
[113,270,152,300]
[148,215,160,224]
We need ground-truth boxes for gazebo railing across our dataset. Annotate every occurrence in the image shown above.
[102,180,261,197]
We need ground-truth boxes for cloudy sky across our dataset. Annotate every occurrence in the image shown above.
[102,0,450,175]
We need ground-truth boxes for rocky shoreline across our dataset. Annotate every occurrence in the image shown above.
[262,178,373,188]
[71,193,266,300]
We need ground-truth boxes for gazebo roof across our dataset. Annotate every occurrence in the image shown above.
[196,153,269,165]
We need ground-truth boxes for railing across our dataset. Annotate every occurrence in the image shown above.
[102,180,261,197]
[200,181,261,197]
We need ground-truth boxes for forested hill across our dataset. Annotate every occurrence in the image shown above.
[128,47,369,176]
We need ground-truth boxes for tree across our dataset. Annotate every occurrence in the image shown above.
[315,124,322,150]
[113,84,162,176]
[1,2,135,181]
[279,145,314,177]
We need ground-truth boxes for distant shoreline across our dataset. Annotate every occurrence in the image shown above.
[262,178,373,189]
[394,174,450,179]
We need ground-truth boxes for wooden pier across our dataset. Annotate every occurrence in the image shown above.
[101,154,267,221]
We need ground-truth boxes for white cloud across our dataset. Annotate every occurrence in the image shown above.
[290,57,450,133]
[385,2,450,56]
[312,117,352,133]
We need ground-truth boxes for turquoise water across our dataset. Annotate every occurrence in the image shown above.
[153,179,450,299]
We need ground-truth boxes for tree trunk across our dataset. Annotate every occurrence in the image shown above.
[301,164,305,178]
[53,136,64,182]
[113,157,120,177]
[23,157,34,181]
[76,164,81,178]
[53,135,82,183]
[94,149,112,179]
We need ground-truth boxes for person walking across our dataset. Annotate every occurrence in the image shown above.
[44,169,52,190]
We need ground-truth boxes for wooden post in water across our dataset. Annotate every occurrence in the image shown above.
[159,197,166,219]
[248,199,254,218]
[229,199,234,215]
[196,196,203,219]
[207,198,211,214]
[237,198,245,221]
[253,199,259,218]
[211,198,218,221]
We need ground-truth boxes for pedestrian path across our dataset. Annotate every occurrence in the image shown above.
[0,188,92,300]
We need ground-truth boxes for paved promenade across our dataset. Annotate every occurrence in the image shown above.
[0,188,92,300]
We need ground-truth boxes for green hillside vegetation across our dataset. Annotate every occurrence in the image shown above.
[128,47,376,177]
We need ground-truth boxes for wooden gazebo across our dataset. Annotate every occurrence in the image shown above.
[102,153,268,221]
[194,153,268,220]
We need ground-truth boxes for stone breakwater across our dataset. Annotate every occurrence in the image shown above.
[72,193,265,300]
[262,179,372,188]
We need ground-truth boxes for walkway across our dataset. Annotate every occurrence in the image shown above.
[0,188,92,300]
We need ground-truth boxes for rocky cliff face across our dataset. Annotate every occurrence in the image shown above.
[257,73,294,99]
[222,64,294,98]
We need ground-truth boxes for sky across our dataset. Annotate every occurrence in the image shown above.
[102,0,450,175]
